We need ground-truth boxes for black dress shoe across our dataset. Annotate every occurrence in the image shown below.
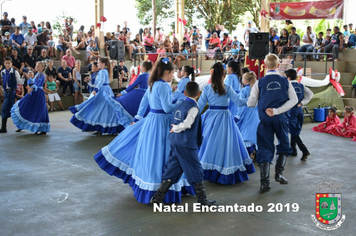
[35,132,46,135]
[0,129,7,133]
[15,129,22,132]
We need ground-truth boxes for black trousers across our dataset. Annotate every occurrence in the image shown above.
[60,79,74,95]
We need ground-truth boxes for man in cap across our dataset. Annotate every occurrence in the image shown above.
[0,12,12,36]
[244,21,259,43]
[19,16,31,35]
[232,36,240,49]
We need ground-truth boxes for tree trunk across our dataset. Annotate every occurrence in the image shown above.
[152,0,156,39]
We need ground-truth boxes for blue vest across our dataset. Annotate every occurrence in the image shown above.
[290,81,305,115]
[1,69,17,89]
[258,73,289,119]
[169,98,202,149]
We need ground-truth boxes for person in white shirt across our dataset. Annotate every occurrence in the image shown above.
[24,27,37,52]
[244,21,259,43]
[219,25,228,42]
[297,26,316,60]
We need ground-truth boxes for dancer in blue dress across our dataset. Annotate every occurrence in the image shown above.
[235,72,260,157]
[172,66,195,103]
[11,61,50,135]
[105,61,152,127]
[85,62,99,93]
[94,58,195,204]
[69,57,123,135]
[197,62,255,185]
[224,61,243,116]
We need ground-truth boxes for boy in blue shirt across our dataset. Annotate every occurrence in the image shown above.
[285,69,313,160]
[151,81,216,206]
[247,54,298,193]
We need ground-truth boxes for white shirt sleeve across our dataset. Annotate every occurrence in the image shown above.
[301,86,313,105]
[272,81,298,115]
[172,107,199,133]
[15,70,23,84]
[247,80,259,107]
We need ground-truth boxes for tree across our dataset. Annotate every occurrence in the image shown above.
[185,0,245,32]
[52,11,77,36]
[135,0,174,31]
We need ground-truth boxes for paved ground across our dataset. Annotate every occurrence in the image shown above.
[0,111,355,236]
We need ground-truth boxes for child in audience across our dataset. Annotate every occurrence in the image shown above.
[352,75,356,98]
[44,74,65,111]
[312,107,340,133]
[157,43,166,57]
[173,45,187,68]
[330,106,356,141]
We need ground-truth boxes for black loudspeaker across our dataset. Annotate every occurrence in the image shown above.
[249,33,269,59]
[109,40,125,61]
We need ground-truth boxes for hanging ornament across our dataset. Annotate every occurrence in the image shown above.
[101,16,107,22]
[96,23,101,29]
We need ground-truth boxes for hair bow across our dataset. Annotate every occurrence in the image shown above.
[162,57,169,64]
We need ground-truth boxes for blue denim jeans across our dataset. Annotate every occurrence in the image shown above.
[297,45,314,59]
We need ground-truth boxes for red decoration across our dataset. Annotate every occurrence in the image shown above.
[101,16,107,22]
[260,9,268,18]
[96,23,101,29]
[178,18,187,26]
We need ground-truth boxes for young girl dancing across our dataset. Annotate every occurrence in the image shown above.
[172,66,195,103]
[330,106,356,141]
[69,57,123,135]
[312,107,340,133]
[235,72,260,158]
[225,60,243,116]
[105,61,153,127]
[11,61,50,135]
[94,58,195,204]
[197,62,255,185]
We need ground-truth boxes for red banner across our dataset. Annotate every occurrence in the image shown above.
[244,54,266,79]
[270,0,344,20]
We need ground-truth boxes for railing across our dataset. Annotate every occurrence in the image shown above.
[293,52,335,77]
[133,51,237,75]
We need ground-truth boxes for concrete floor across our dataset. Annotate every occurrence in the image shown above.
[0,111,355,236]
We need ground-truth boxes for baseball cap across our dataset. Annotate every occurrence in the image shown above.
[5,32,10,35]
[3,12,8,16]
[22,15,27,19]
[28,26,32,30]
[248,21,252,24]
[234,36,237,38]
[119,59,124,62]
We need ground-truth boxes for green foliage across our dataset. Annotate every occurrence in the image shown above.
[135,0,174,31]
[52,11,78,36]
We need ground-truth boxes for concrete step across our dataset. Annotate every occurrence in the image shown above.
[340,72,356,85]
[339,49,356,62]
[294,61,347,73]
[346,62,356,74]
[343,85,355,98]
[342,98,356,107]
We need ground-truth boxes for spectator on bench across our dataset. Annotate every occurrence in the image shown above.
[0,12,12,36]
[19,15,30,36]
[62,49,75,69]
[35,29,49,55]
[269,29,280,54]
[11,26,25,55]
[57,59,74,96]
[324,26,344,62]
[282,27,300,58]
[23,46,37,72]
[24,27,37,52]
[297,26,316,61]
[10,48,24,75]
[37,48,50,62]
[143,31,155,52]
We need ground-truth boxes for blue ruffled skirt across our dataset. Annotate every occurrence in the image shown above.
[199,109,255,184]
[236,106,259,148]
[94,112,195,204]
[104,89,150,127]
[69,86,124,134]
[11,89,50,132]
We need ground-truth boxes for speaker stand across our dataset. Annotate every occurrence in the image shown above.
[257,59,261,80]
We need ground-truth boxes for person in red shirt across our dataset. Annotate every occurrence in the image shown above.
[143,31,155,52]
[221,33,232,52]
[206,32,220,60]
[62,49,75,69]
